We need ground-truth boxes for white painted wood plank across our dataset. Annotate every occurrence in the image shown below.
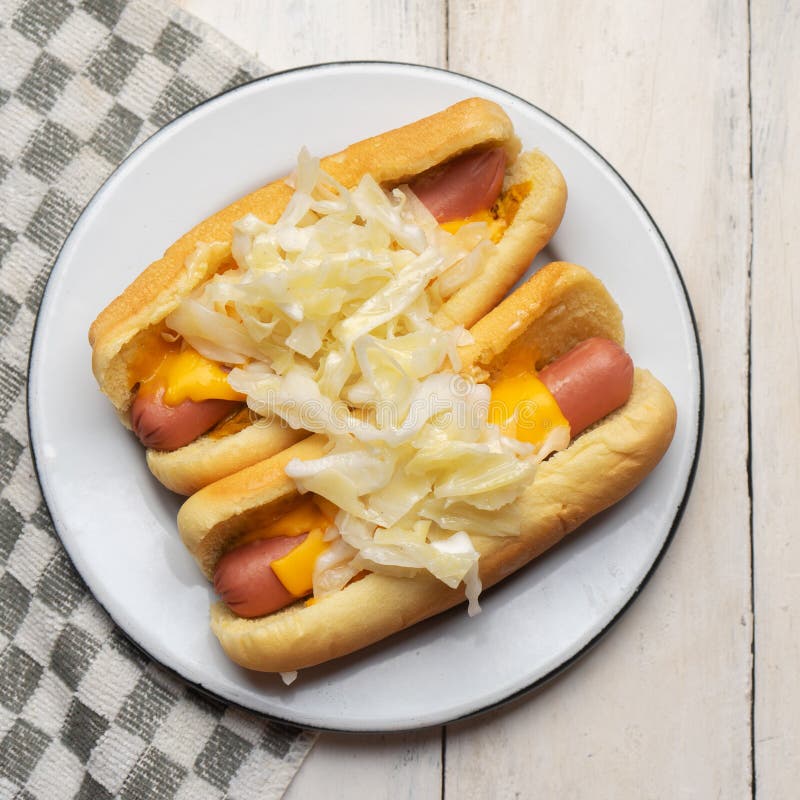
[174,2,447,797]
[447,1,753,797]
[751,3,800,796]
[176,0,446,70]
[283,730,442,800]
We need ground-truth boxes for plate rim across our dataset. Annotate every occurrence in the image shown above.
[26,60,704,733]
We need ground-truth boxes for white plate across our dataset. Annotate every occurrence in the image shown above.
[28,63,702,732]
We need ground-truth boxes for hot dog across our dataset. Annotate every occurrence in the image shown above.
[538,337,634,437]
[214,534,308,618]
[130,391,242,451]
[89,99,568,495]
[131,144,510,452]
[177,262,677,674]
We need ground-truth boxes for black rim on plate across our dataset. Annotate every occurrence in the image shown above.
[26,61,704,733]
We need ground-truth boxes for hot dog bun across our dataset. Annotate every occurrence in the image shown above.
[89,98,567,496]
[209,371,674,674]
[177,262,677,672]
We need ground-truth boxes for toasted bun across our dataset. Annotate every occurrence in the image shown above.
[146,418,309,497]
[90,98,566,495]
[433,150,569,331]
[176,262,676,671]
[458,260,625,380]
[179,434,328,579]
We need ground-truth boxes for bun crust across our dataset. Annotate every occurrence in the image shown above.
[176,262,677,672]
[89,98,567,494]
[146,418,309,498]
[434,151,569,331]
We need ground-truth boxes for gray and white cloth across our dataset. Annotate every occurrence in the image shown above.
[0,1,317,797]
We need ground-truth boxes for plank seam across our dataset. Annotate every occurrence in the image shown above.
[746,0,756,797]
[444,0,450,67]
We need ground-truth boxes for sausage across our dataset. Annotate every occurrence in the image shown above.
[539,337,634,437]
[213,535,308,618]
[131,389,240,451]
[215,338,634,620]
[408,147,507,223]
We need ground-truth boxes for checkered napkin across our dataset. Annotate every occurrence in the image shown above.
[0,1,317,797]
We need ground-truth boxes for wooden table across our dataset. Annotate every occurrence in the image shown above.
[176,2,797,796]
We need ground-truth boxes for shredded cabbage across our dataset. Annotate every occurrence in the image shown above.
[166,150,554,609]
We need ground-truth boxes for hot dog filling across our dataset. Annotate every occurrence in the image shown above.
[205,405,256,440]
[213,338,634,618]
[440,180,531,243]
[126,146,533,452]
[137,347,245,405]
[487,355,570,447]
[406,147,507,223]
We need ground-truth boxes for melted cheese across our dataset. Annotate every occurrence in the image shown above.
[235,499,332,547]
[488,358,569,447]
[441,209,505,242]
[271,528,330,597]
[127,325,178,386]
[137,347,245,405]
[439,181,532,243]
[206,406,255,440]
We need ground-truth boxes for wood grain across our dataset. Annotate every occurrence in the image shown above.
[751,1,800,796]
[173,1,767,797]
[177,0,446,69]
[448,1,753,795]
[284,731,442,800]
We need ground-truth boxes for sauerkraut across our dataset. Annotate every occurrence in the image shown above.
[167,150,551,611]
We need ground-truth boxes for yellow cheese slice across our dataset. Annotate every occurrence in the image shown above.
[489,371,569,447]
[271,528,330,597]
[135,346,245,405]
